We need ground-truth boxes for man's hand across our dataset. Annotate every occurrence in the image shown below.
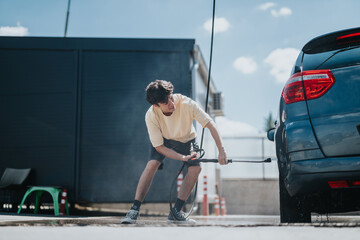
[182,152,198,162]
[218,147,228,165]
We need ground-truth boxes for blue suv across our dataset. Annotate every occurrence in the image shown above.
[268,27,360,223]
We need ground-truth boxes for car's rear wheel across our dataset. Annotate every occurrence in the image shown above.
[279,175,311,223]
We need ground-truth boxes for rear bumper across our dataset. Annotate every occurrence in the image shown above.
[285,156,360,196]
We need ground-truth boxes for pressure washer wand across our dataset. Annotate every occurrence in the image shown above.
[190,158,271,164]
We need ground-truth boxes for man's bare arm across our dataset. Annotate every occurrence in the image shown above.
[205,121,228,165]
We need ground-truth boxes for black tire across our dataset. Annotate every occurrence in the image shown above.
[279,175,311,223]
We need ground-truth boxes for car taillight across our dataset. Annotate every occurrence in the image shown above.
[282,70,335,104]
[328,180,360,188]
[282,72,304,104]
[336,32,360,45]
[337,32,360,40]
[328,181,348,188]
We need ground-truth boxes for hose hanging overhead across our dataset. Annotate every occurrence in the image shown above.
[200,0,216,150]
[169,0,217,220]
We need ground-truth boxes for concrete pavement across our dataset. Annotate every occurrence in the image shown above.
[2,213,360,227]
[2,226,360,240]
[1,215,360,240]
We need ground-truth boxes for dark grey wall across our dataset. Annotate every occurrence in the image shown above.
[0,37,195,203]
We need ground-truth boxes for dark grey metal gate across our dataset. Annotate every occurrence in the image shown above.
[0,37,195,203]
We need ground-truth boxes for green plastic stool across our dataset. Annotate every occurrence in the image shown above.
[17,186,69,216]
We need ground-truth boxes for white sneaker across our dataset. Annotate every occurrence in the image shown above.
[167,208,196,224]
[121,209,139,224]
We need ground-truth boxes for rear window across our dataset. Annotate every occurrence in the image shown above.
[302,46,360,71]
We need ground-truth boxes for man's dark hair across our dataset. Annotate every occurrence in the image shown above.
[145,80,174,105]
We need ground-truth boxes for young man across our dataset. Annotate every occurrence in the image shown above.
[121,80,227,224]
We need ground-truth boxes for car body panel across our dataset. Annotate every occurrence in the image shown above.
[311,112,360,156]
[276,98,323,164]
[281,98,322,153]
[285,119,320,153]
[289,149,324,162]
[305,65,360,157]
[285,156,360,196]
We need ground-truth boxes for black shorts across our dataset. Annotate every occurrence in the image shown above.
[150,138,200,169]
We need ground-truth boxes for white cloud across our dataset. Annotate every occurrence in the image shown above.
[258,2,276,11]
[0,22,29,36]
[203,17,230,34]
[271,7,292,17]
[264,48,300,84]
[233,57,258,74]
[216,117,260,137]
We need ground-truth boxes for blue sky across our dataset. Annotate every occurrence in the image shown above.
[1,0,359,133]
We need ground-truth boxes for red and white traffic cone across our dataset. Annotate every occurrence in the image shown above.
[221,197,227,216]
[214,195,220,216]
[59,189,67,216]
[202,175,209,216]
[177,171,183,196]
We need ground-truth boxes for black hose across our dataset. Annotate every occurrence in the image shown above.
[200,0,216,149]
[169,147,205,220]
[169,0,216,221]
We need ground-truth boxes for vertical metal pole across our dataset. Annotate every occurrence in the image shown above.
[64,0,71,37]
[262,137,265,180]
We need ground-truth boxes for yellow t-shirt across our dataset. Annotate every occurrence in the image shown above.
[145,94,212,147]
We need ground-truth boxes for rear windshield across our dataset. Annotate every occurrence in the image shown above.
[302,46,360,71]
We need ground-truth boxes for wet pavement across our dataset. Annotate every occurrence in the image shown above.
[1,225,360,240]
[2,214,360,240]
[2,214,360,227]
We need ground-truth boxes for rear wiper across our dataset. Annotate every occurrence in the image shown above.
[315,45,360,69]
